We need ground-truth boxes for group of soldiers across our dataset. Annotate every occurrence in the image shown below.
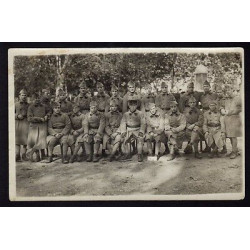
[15,79,242,164]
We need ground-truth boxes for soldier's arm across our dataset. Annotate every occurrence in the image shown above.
[104,114,112,136]
[77,115,86,134]
[175,114,186,132]
[227,97,242,115]
[27,106,43,122]
[61,114,71,135]
[97,113,106,135]
[220,115,226,133]
[48,119,57,136]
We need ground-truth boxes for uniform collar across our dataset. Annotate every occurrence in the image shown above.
[162,92,169,96]
[169,110,180,116]
[79,93,88,98]
[189,107,198,114]
[54,112,62,117]
[150,109,160,117]
[59,100,67,104]
[72,112,81,117]
[208,110,218,114]
[97,92,106,98]
[128,110,138,116]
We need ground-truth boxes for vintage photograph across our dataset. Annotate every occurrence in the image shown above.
[8,48,244,200]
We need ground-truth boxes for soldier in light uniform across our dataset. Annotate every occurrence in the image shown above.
[74,82,92,114]
[83,101,105,162]
[122,81,142,113]
[145,103,165,160]
[103,99,123,162]
[57,89,73,116]
[179,82,201,113]
[15,89,29,162]
[203,101,226,158]
[200,81,217,111]
[164,101,186,161]
[68,104,86,163]
[141,84,156,113]
[92,82,110,113]
[47,102,71,164]
[105,85,123,113]
[120,97,146,162]
[183,96,203,159]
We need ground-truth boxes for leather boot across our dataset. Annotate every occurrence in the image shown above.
[230,152,237,159]
[138,154,143,162]
[22,153,29,161]
[167,154,175,161]
[16,154,21,162]
[86,154,93,162]
[194,152,202,159]
[48,156,53,163]
[62,156,69,164]
[93,154,100,162]
[184,144,193,154]
[69,155,76,163]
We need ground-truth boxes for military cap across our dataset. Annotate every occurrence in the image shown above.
[127,81,135,88]
[52,101,61,108]
[79,82,87,88]
[96,82,104,88]
[110,99,119,107]
[187,82,194,88]
[111,85,118,91]
[19,89,27,95]
[169,100,178,106]
[90,100,98,107]
[188,96,197,103]
[161,81,168,88]
[203,80,210,87]
[148,103,156,109]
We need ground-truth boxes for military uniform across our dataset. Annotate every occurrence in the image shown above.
[141,93,156,113]
[74,93,92,114]
[105,96,123,113]
[179,92,201,113]
[200,92,217,111]
[92,92,110,113]
[58,99,73,115]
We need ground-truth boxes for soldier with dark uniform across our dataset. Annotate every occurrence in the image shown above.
[103,99,123,162]
[74,82,92,114]
[15,89,29,162]
[122,81,141,113]
[105,85,123,113]
[27,92,49,162]
[164,101,186,161]
[179,82,201,113]
[141,84,156,113]
[68,104,86,163]
[83,101,105,162]
[92,82,110,113]
[47,102,71,164]
[145,103,165,160]
[120,96,146,162]
[183,96,203,159]
[203,100,226,158]
[200,80,217,111]
[40,88,52,117]
[57,89,73,116]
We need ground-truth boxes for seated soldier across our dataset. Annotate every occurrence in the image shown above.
[183,96,203,159]
[120,97,145,162]
[203,101,226,158]
[164,101,186,161]
[83,101,105,162]
[104,99,123,162]
[68,104,86,163]
[47,102,71,164]
[145,103,165,160]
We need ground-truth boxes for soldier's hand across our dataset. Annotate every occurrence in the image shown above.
[138,132,144,138]
[18,114,24,120]
[221,132,226,140]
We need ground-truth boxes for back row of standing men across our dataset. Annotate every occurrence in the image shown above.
[15,79,242,163]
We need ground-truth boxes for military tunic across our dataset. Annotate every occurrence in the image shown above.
[92,93,110,113]
[178,92,201,113]
[141,93,156,112]
[47,112,71,145]
[155,92,176,114]
[164,111,186,148]
[203,110,225,149]
[40,96,52,117]
[15,101,29,145]
[200,92,217,111]
[27,103,48,150]
[122,92,142,113]
[74,94,92,114]
[59,100,73,115]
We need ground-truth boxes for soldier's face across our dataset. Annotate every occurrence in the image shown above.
[59,94,66,101]
[111,90,118,97]
[128,103,137,112]
[110,105,117,112]
[73,106,80,114]
[128,86,135,93]
[97,86,104,93]
[34,96,40,104]
[170,105,177,113]
[187,86,194,94]
[209,104,216,111]
[204,85,210,92]
[53,106,61,114]
[189,100,196,108]
[150,106,156,114]
[80,87,86,94]
[162,86,168,93]
[217,90,223,97]
[90,106,97,113]
[19,93,27,102]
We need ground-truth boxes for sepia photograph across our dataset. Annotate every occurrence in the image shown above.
[8,48,245,201]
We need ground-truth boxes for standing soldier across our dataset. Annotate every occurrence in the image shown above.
[200,80,217,111]
[74,82,92,114]
[103,99,123,162]
[203,101,226,158]
[57,89,73,116]
[92,82,110,113]
[68,104,86,163]
[141,84,156,113]
[105,85,123,113]
[122,81,142,113]
[179,82,201,113]
[15,89,29,162]
[145,103,165,160]
[164,101,186,161]
[183,96,203,159]
[83,101,105,162]
[120,97,146,162]
[40,88,52,117]
[27,92,48,162]
[47,102,71,164]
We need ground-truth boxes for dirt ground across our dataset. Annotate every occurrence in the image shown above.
[16,138,243,198]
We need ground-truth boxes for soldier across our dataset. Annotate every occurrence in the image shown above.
[183,96,203,159]
[68,104,86,163]
[103,99,123,162]
[83,101,105,162]
[221,87,242,159]
[120,97,146,162]
[47,102,71,164]
[15,89,29,162]
[27,92,48,162]
[74,82,92,114]
[203,101,226,158]
[92,82,110,113]
[57,89,73,116]
[178,82,201,113]
[155,81,176,114]
[40,88,52,117]
[145,103,165,160]
[141,84,156,113]
[164,101,186,161]
[122,81,141,113]
[105,85,123,113]
[200,80,217,111]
